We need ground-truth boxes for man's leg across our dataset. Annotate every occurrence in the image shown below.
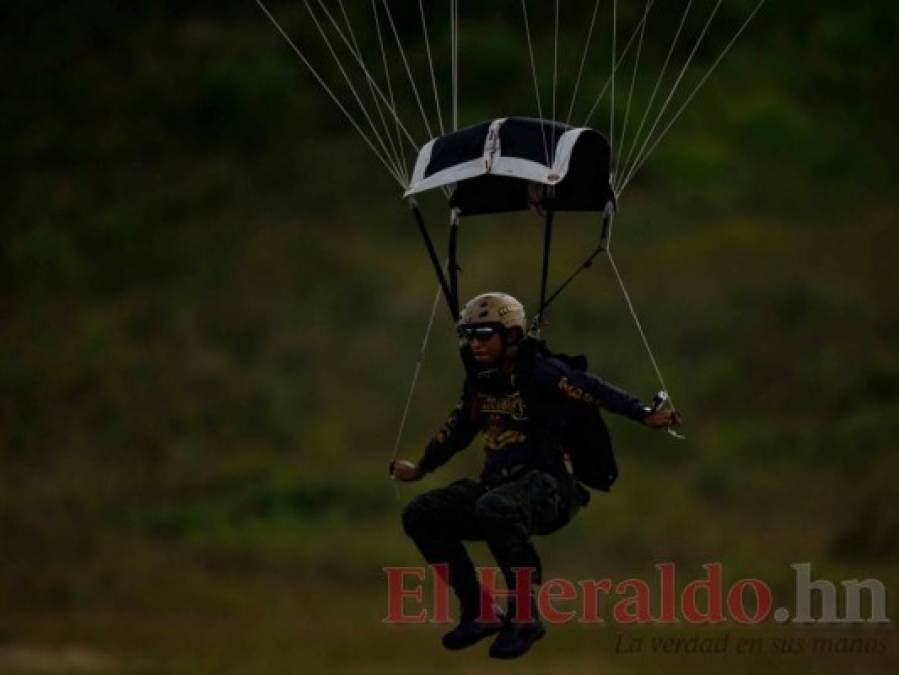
[475,469,572,594]
[401,478,487,619]
[402,478,508,650]
[475,470,576,658]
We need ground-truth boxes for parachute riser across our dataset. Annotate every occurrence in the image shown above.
[534,206,556,338]
[529,202,615,335]
[409,198,459,322]
[448,208,461,318]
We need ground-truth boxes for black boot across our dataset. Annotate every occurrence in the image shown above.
[442,605,506,651]
[488,595,545,659]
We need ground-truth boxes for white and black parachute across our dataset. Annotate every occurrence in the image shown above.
[405,116,614,215]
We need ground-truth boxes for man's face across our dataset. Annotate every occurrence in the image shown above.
[469,330,505,364]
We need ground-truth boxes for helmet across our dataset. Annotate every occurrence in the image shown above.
[457,292,526,333]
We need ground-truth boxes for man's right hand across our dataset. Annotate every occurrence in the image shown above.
[390,459,423,482]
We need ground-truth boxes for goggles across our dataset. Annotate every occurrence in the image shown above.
[457,323,503,343]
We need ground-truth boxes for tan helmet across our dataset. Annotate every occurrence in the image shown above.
[458,292,526,332]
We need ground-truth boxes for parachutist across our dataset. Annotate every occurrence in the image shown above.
[392,292,682,659]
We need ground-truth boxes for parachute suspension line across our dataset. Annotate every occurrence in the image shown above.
[418,0,445,137]
[323,0,461,196]
[451,0,460,131]
[616,0,693,184]
[617,0,724,193]
[617,0,768,195]
[380,0,435,141]
[371,0,409,179]
[521,0,550,165]
[305,0,405,182]
[615,0,653,176]
[565,0,601,126]
[450,1,455,129]
[306,0,421,164]
[254,0,407,188]
[388,274,445,496]
[604,215,683,438]
[582,1,655,128]
[336,0,403,177]
[551,0,559,159]
[392,0,457,472]
[391,207,462,493]
[304,0,410,182]
[610,0,617,177]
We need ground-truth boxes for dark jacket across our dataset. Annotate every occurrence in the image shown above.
[417,337,649,494]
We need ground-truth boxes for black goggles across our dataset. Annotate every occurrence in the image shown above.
[457,323,503,343]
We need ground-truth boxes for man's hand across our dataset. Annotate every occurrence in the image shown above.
[389,459,424,482]
[643,409,683,429]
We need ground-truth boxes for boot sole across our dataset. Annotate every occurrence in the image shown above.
[488,626,546,659]
[442,622,505,651]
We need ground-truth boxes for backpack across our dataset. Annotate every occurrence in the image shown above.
[514,338,619,493]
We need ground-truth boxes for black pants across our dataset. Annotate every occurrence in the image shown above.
[401,468,581,619]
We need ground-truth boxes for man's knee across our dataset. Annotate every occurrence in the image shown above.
[402,493,445,538]
[401,496,425,536]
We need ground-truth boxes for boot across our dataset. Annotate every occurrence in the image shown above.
[441,605,506,651]
[488,595,545,659]
[441,615,506,651]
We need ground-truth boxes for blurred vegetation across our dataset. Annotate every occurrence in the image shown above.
[1,1,897,673]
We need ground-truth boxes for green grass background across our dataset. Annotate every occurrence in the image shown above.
[1,1,897,673]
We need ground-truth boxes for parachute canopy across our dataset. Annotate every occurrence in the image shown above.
[404,117,614,216]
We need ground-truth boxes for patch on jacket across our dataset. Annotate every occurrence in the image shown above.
[478,392,527,419]
[558,376,596,404]
[484,428,528,451]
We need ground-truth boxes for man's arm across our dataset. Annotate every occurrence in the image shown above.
[415,394,479,476]
[552,365,682,428]
[541,359,649,422]
[580,371,651,421]
[579,371,682,428]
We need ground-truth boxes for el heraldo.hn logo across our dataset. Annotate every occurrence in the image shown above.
[385,562,891,627]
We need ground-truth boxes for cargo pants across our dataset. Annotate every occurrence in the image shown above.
[401,468,582,619]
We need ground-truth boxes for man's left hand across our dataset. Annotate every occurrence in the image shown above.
[643,409,683,429]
